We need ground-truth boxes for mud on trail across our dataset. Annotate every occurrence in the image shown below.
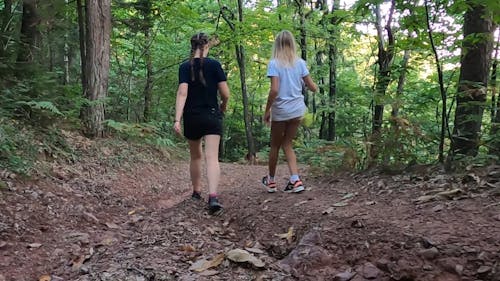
[0,138,500,281]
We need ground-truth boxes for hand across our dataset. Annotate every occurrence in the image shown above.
[220,102,227,113]
[263,110,271,126]
[173,121,182,136]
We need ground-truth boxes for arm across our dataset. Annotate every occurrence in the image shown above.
[303,75,318,92]
[264,76,279,124]
[173,83,188,135]
[218,81,230,113]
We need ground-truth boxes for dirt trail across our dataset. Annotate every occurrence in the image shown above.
[1,155,500,281]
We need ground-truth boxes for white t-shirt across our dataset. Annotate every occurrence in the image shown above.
[266,58,309,121]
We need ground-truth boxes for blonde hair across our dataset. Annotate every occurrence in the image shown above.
[272,30,299,67]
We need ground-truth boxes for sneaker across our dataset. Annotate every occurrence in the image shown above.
[284,179,305,193]
[262,176,277,193]
[191,191,202,200]
[208,197,223,215]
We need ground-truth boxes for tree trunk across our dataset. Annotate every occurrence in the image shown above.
[326,0,340,141]
[424,0,448,163]
[296,0,309,108]
[17,0,40,64]
[235,0,256,159]
[450,2,494,157]
[372,1,395,135]
[489,28,499,158]
[369,1,395,165]
[0,0,13,59]
[391,50,410,117]
[76,0,86,88]
[81,0,111,138]
[141,0,153,122]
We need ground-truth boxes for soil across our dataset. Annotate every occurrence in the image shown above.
[1,134,499,281]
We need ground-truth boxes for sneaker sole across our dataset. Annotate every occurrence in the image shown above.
[209,206,224,216]
[293,186,305,193]
[267,188,277,193]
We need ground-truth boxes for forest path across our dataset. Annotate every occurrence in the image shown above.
[1,151,500,281]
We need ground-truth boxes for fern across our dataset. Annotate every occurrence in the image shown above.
[17,101,63,115]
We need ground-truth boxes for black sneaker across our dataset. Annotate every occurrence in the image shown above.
[191,191,202,200]
[208,197,223,215]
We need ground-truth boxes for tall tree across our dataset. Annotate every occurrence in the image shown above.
[489,27,499,158]
[17,0,40,64]
[450,2,494,157]
[319,0,340,141]
[424,0,448,163]
[219,0,256,161]
[80,0,111,137]
[372,0,395,135]
[139,0,154,122]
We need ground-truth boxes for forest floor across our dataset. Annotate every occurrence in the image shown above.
[1,132,500,281]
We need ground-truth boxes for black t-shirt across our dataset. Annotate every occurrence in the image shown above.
[178,57,227,114]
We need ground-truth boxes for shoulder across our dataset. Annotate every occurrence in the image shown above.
[179,60,190,70]
[205,57,222,66]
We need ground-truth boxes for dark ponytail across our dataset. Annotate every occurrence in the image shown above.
[189,33,209,86]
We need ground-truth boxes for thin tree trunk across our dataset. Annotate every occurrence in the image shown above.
[489,28,499,158]
[141,0,153,122]
[391,50,410,117]
[450,2,494,158]
[326,0,340,141]
[81,0,111,138]
[0,0,13,59]
[76,0,86,88]
[424,0,448,163]
[296,0,309,108]
[369,0,395,165]
[17,0,40,64]
[235,0,255,159]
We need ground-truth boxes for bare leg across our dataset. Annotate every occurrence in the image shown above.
[269,121,286,177]
[188,139,203,193]
[204,134,221,195]
[281,118,302,176]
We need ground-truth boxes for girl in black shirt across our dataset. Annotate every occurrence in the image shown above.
[173,33,230,215]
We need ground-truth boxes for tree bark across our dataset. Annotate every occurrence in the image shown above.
[81,0,111,138]
[489,28,499,158]
[141,0,153,122]
[369,0,395,165]
[424,0,448,163]
[391,50,410,118]
[0,0,13,59]
[450,2,494,157]
[17,0,40,64]
[76,0,86,88]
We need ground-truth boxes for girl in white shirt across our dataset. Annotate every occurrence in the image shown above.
[262,30,317,193]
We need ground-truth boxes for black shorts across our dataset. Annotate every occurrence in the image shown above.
[183,108,223,140]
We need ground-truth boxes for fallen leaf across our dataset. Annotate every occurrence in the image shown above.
[226,249,265,268]
[415,195,436,204]
[105,222,120,229]
[365,201,376,206]
[245,247,265,254]
[127,207,144,215]
[293,200,309,207]
[342,192,356,200]
[276,227,294,243]
[436,188,464,199]
[72,255,85,270]
[39,275,51,281]
[180,244,196,252]
[332,202,349,207]
[190,253,225,272]
[28,243,42,248]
